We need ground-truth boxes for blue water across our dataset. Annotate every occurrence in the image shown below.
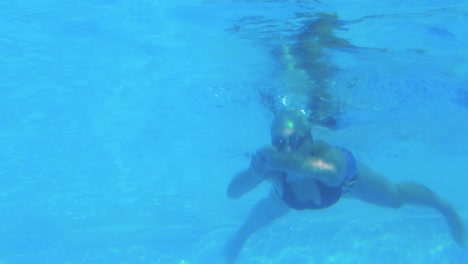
[0,0,467,263]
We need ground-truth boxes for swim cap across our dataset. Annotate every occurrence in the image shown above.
[270,108,311,137]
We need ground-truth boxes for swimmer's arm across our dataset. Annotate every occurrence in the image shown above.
[228,148,278,199]
[227,167,283,199]
[226,169,263,199]
[267,147,345,186]
[297,157,342,185]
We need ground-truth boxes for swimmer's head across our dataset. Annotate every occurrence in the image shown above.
[270,109,312,152]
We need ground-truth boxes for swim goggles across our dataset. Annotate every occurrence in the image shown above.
[272,133,309,151]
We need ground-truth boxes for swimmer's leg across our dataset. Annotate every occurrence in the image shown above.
[396,182,466,247]
[224,190,290,263]
[347,163,466,246]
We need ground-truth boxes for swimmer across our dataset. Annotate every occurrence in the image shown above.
[224,108,466,262]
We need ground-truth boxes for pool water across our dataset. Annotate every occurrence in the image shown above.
[0,1,467,263]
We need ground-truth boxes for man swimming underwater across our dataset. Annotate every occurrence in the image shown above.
[224,108,466,262]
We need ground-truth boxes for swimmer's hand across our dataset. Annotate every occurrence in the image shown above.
[249,148,271,179]
[257,146,302,173]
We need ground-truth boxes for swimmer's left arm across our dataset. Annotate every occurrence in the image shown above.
[263,147,345,186]
[298,157,342,185]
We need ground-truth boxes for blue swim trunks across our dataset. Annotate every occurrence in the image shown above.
[338,147,359,193]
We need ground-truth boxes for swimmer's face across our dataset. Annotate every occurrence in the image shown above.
[270,109,312,153]
[271,126,310,153]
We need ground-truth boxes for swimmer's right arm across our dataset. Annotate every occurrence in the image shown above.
[227,149,271,199]
[227,168,264,199]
